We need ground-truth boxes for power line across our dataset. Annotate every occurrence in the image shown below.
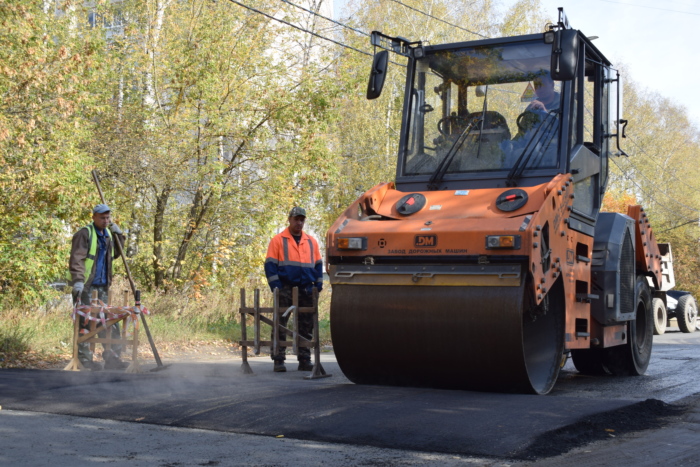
[279,0,370,37]
[227,0,407,67]
[657,218,698,233]
[387,0,489,39]
[227,0,373,57]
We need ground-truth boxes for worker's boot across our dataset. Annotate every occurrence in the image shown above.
[273,360,287,372]
[297,360,313,371]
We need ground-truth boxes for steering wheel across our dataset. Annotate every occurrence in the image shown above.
[516,109,547,134]
[437,116,472,136]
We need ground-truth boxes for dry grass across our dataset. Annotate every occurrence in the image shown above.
[1,275,332,368]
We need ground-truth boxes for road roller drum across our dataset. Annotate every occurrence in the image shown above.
[330,265,566,394]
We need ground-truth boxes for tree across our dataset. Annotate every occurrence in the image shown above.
[606,76,700,297]
[0,1,113,306]
[87,0,342,292]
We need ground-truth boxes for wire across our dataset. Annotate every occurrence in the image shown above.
[278,0,369,37]
[228,0,697,226]
[226,0,373,57]
[657,218,698,233]
[386,0,489,39]
[226,0,407,67]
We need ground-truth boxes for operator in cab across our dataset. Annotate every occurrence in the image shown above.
[504,72,562,169]
[527,73,560,113]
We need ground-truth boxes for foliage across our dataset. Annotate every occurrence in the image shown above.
[84,0,343,294]
[606,77,700,298]
[0,1,112,306]
[602,191,637,214]
[1,0,699,313]
[0,319,31,360]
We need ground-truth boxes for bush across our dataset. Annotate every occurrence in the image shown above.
[0,321,32,367]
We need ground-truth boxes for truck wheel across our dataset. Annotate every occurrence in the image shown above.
[605,275,653,376]
[652,298,667,335]
[676,294,698,333]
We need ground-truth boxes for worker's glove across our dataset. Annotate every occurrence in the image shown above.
[109,223,123,235]
[72,282,84,304]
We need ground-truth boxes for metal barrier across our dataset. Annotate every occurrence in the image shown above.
[64,289,144,373]
[238,287,331,379]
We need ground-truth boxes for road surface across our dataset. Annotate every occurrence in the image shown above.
[0,325,698,466]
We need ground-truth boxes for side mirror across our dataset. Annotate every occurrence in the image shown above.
[551,29,578,81]
[367,50,389,100]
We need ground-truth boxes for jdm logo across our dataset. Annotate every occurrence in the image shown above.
[414,235,437,247]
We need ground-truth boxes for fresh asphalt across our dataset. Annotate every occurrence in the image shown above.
[1,326,699,465]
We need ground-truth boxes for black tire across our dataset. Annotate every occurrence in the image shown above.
[571,348,609,375]
[652,298,667,335]
[676,294,698,333]
[605,275,653,376]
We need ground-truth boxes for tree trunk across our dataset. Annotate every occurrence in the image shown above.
[153,186,171,289]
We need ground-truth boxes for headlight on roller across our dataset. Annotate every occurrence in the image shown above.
[485,235,521,249]
[337,237,367,250]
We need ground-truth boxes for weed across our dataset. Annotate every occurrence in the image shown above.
[1,277,332,366]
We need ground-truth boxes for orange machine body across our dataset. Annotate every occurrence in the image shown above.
[325,175,626,350]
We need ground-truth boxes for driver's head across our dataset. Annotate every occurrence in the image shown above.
[533,73,555,100]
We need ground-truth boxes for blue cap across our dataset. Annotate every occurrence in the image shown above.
[93,204,111,214]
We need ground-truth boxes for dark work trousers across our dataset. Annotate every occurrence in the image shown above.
[77,285,122,363]
[271,285,314,363]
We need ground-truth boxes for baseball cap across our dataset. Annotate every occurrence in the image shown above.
[93,204,111,214]
[288,207,306,218]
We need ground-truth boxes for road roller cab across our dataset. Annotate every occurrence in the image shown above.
[327,9,658,394]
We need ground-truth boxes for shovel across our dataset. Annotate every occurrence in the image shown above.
[92,169,171,372]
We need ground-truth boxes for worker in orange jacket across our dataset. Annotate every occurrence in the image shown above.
[265,207,323,372]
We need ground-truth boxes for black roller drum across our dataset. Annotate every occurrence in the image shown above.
[396,193,426,215]
[496,189,528,212]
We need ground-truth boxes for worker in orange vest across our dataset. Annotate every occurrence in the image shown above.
[264,207,323,372]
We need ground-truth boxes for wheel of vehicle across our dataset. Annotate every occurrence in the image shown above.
[605,275,653,376]
[652,298,667,335]
[676,294,698,333]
